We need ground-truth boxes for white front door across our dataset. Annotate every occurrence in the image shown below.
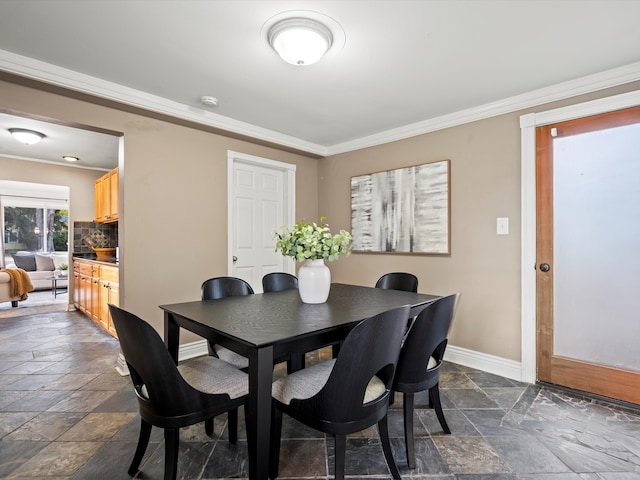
[227,151,296,293]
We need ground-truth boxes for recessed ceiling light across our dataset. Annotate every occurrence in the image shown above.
[62,155,79,162]
[8,128,45,145]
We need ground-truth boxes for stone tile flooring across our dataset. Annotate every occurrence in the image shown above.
[1,307,640,479]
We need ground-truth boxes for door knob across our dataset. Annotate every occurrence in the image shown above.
[232,256,238,263]
[539,263,550,272]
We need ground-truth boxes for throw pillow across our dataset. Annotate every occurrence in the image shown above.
[12,253,37,271]
[35,254,56,271]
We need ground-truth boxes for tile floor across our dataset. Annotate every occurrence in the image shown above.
[1,302,640,479]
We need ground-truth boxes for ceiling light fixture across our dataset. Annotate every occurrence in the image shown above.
[8,128,45,145]
[268,17,333,66]
[62,155,79,162]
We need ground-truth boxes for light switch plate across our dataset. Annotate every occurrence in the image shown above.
[497,217,509,235]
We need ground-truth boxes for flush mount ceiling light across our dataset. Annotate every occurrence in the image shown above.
[263,11,345,67]
[268,17,332,66]
[8,128,45,145]
[62,155,79,162]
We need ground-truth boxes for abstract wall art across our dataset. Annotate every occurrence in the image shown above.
[351,159,450,254]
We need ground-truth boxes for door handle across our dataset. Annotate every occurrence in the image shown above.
[539,263,550,272]
[232,256,238,263]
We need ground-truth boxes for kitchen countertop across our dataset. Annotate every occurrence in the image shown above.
[72,254,119,266]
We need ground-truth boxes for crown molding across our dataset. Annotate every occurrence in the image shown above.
[1,49,639,158]
[326,61,640,155]
[0,49,329,157]
[0,153,110,171]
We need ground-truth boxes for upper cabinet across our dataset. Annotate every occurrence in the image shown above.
[95,167,119,223]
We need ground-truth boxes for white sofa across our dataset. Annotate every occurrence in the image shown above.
[1,252,69,307]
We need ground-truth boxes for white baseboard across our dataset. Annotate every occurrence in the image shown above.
[117,339,525,383]
[115,352,129,376]
[114,340,209,376]
[444,345,523,382]
[179,339,209,361]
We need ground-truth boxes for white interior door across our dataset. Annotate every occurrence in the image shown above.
[228,151,296,293]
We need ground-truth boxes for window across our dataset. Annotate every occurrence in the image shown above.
[0,181,70,263]
[3,205,69,253]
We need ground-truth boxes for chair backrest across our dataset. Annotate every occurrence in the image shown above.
[201,276,254,300]
[262,272,298,293]
[393,293,460,392]
[292,305,410,426]
[109,304,227,420]
[375,272,418,293]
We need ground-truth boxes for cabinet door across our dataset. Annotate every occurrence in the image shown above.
[108,168,118,221]
[99,279,110,331]
[107,282,119,337]
[91,277,102,325]
[95,176,106,222]
[73,271,81,308]
[79,274,90,314]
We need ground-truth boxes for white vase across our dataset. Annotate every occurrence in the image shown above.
[298,259,331,304]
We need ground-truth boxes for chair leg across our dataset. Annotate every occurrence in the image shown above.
[403,392,416,469]
[334,434,346,480]
[164,428,179,480]
[378,414,401,480]
[429,384,451,434]
[269,407,283,479]
[205,418,214,436]
[228,408,238,444]
[128,419,152,475]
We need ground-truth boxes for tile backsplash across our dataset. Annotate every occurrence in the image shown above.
[73,221,118,254]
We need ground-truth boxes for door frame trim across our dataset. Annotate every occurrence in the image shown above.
[227,150,296,276]
[519,89,640,383]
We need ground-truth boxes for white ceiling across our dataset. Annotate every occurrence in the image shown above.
[1,0,640,167]
[0,112,120,170]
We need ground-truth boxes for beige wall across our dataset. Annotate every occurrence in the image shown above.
[0,79,318,343]
[320,81,640,363]
[1,75,638,363]
[0,156,100,222]
[0,156,101,268]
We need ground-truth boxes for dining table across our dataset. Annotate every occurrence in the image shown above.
[160,282,440,480]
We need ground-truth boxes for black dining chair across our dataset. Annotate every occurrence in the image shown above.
[392,293,460,469]
[375,272,419,293]
[262,272,302,372]
[201,276,254,370]
[108,304,249,480]
[262,272,298,293]
[375,271,419,337]
[269,305,410,480]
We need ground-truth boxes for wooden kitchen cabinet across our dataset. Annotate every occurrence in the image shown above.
[94,167,118,223]
[73,260,98,317]
[99,265,119,337]
[73,259,119,337]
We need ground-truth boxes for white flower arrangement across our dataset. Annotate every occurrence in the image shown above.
[275,217,352,262]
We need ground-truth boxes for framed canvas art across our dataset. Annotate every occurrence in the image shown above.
[351,159,450,254]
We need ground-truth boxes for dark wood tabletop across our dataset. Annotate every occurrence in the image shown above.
[160,282,439,480]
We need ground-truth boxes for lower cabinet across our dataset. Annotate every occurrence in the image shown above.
[99,265,119,337]
[73,259,119,338]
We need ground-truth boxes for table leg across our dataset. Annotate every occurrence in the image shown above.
[163,312,181,364]
[246,345,274,480]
